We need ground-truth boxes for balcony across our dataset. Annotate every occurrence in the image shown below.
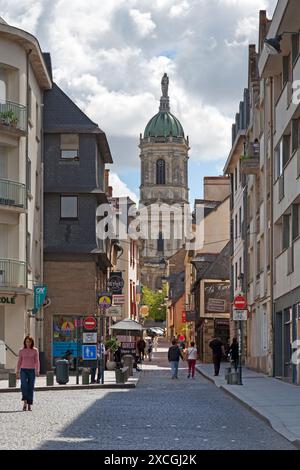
[0,259,26,289]
[240,142,260,175]
[0,100,26,136]
[0,178,26,211]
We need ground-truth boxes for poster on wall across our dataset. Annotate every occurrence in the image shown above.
[52,315,81,361]
[204,282,230,314]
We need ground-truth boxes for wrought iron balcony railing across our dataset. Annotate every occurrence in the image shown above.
[0,99,26,133]
[0,178,26,209]
[0,259,26,288]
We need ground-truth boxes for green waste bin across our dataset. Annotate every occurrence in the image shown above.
[55,359,69,385]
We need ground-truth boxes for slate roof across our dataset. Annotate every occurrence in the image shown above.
[44,83,113,163]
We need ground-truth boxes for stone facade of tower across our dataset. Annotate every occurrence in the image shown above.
[139,74,189,291]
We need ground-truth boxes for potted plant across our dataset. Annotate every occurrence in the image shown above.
[105,337,119,370]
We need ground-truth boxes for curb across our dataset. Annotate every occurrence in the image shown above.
[0,374,141,393]
[196,366,300,449]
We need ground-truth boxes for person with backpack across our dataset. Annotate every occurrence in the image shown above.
[186,341,198,379]
[168,339,184,379]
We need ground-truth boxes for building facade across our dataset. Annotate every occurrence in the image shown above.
[259,0,300,383]
[139,74,189,291]
[43,61,113,369]
[0,18,51,373]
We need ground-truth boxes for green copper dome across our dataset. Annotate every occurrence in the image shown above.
[144,111,184,138]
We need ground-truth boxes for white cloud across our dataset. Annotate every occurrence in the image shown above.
[170,1,190,18]
[109,173,139,203]
[129,9,156,37]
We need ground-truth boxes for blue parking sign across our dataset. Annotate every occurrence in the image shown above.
[82,345,97,360]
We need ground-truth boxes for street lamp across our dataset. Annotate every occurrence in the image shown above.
[264,31,299,55]
[159,258,167,269]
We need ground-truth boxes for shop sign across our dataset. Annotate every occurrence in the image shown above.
[113,294,125,305]
[106,306,122,318]
[34,285,47,311]
[97,292,112,308]
[107,272,124,294]
[0,296,16,305]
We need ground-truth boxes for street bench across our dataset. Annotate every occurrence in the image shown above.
[115,366,129,384]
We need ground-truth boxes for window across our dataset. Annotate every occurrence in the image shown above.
[291,34,299,65]
[235,262,238,289]
[239,257,242,278]
[257,240,261,276]
[282,214,290,251]
[275,135,291,180]
[235,214,238,239]
[60,196,78,219]
[292,119,300,154]
[292,204,299,240]
[28,86,32,122]
[239,207,242,237]
[157,232,164,252]
[234,167,237,192]
[0,69,7,101]
[60,134,79,160]
[27,157,31,194]
[35,102,40,140]
[156,159,165,184]
[26,231,31,267]
[282,54,291,87]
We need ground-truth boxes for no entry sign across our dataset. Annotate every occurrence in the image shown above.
[83,316,97,330]
[234,294,247,310]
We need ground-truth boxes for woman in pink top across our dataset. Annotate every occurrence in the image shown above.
[16,335,40,411]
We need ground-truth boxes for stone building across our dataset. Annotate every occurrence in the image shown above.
[43,55,114,369]
[139,74,189,290]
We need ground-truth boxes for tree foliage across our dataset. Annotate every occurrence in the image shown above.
[141,285,167,321]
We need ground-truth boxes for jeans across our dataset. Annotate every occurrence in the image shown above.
[213,355,221,376]
[188,359,196,377]
[20,369,35,405]
[170,361,179,378]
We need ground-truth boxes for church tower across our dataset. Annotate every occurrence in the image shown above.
[139,74,189,290]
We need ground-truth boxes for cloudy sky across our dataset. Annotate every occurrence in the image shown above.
[1,0,277,202]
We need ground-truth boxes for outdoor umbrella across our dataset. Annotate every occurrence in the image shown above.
[109,318,145,337]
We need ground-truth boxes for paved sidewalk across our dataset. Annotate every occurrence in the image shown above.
[0,370,140,392]
[196,363,300,448]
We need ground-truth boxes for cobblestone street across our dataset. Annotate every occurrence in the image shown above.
[0,342,296,450]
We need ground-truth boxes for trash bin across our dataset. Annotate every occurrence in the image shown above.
[123,355,134,377]
[225,367,231,381]
[227,371,239,385]
[55,359,69,385]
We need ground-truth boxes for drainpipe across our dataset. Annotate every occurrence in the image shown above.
[25,49,32,333]
[269,76,275,377]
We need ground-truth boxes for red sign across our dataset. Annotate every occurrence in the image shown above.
[234,295,247,310]
[83,316,97,330]
[182,311,186,323]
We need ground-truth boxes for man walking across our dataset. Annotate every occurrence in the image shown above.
[168,339,183,379]
[137,337,146,361]
[209,336,224,376]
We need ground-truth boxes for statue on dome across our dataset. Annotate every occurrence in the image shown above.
[161,73,169,97]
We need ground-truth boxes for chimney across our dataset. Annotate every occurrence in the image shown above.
[258,10,271,54]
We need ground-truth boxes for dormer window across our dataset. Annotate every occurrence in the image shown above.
[60,134,79,160]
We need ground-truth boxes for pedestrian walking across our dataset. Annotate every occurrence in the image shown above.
[147,338,153,361]
[209,336,224,377]
[186,341,198,379]
[168,339,184,379]
[153,335,158,352]
[16,335,40,411]
[137,337,146,361]
[91,340,106,383]
[229,337,239,371]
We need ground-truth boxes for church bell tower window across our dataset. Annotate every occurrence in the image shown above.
[156,159,166,184]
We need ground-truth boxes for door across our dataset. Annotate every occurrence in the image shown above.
[275,311,283,377]
[284,308,292,382]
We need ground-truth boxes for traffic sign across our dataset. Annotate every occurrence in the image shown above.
[106,306,122,318]
[82,345,97,360]
[83,316,97,330]
[234,294,247,310]
[97,293,112,308]
[112,294,125,305]
[233,309,248,321]
[83,332,97,343]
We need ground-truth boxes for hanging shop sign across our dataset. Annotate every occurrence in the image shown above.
[107,272,124,294]
[34,285,47,311]
[97,292,112,308]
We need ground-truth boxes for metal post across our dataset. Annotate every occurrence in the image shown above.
[76,318,79,385]
[238,320,243,385]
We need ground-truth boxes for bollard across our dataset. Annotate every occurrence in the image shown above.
[227,371,239,385]
[122,355,134,377]
[8,372,16,388]
[225,367,231,381]
[82,368,90,385]
[46,371,54,386]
